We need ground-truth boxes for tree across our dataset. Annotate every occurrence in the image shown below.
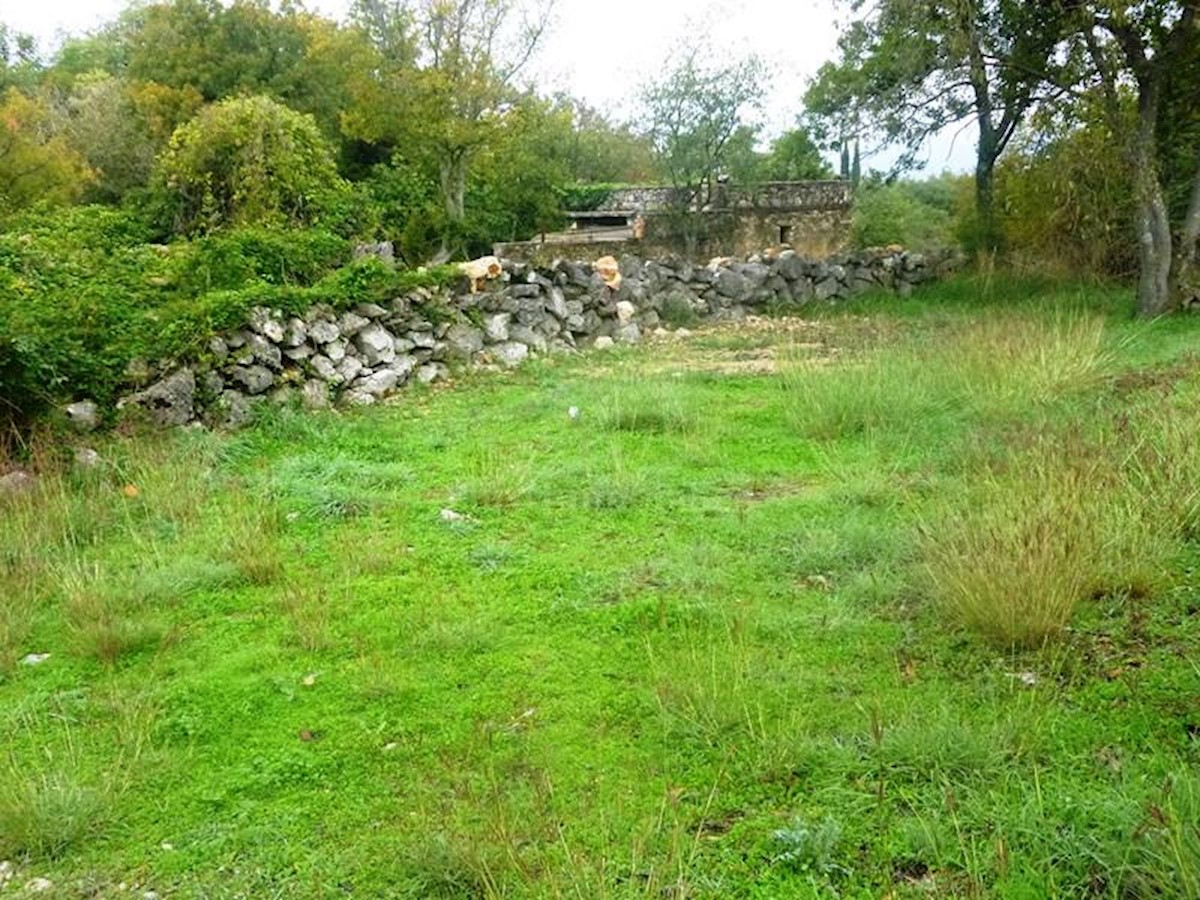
[762,127,833,181]
[64,74,157,203]
[0,88,91,215]
[640,44,765,255]
[559,99,658,184]
[0,25,40,92]
[807,1,1074,253]
[1073,2,1199,314]
[156,95,346,234]
[345,0,555,256]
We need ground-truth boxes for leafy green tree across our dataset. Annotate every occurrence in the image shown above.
[559,99,657,184]
[345,0,555,257]
[156,95,347,235]
[996,106,1137,277]
[0,25,40,92]
[0,88,92,215]
[64,73,157,203]
[807,1,1074,253]
[852,177,961,250]
[1073,1,1199,313]
[762,127,833,181]
[640,43,765,255]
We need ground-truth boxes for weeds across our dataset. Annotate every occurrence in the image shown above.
[279,580,333,652]
[58,563,164,665]
[780,310,1109,439]
[596,378,700,434]
[0,771,106,860]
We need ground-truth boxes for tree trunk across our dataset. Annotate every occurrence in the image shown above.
[974,154,999,255]
[439,151,467,223]
[1173,159,1200,308]
[1131,91,1174,316]
[437,149,468,258]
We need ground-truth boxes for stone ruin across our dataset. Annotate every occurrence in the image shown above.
[495,181,855,263]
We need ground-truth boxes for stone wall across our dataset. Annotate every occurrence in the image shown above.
[112,248,959,429]
[597,181,853,214]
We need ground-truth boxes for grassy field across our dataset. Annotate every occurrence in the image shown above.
[2,277,1200,898]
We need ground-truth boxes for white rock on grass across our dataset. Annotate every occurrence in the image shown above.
[64,399,100,432]
[491,342,529,368]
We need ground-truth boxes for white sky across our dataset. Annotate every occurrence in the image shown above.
[1,0,976,173]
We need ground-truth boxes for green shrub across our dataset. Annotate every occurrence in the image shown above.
[852,176,968,251]
[0,204,459,428]
[556,183,621,212]
[169,228,350,295]
[156,95,348,236]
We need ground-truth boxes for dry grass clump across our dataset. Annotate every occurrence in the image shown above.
[922,399,1200,647]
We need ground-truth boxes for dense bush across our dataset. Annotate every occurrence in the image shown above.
[156,96,348,236]
[0,206,453,431]
[851,175,969,251]
[997,123,1137,277]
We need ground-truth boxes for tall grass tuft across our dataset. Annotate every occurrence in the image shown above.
[596,378,701,435]
[0,771,106,859]
[920,419,1189,648]
[58,563,164,665]
[780,311,1109,440]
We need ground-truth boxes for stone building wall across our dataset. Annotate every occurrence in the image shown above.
[112,248,960,429]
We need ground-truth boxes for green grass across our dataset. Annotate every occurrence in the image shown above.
[2,276,1200,897]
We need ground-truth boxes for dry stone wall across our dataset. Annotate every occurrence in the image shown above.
[111,248,959,429]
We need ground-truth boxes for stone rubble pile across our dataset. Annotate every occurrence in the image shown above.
[111,247,957,428]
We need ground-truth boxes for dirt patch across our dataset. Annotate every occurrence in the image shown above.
[1110,354,1200,397]
[632,316,849,376]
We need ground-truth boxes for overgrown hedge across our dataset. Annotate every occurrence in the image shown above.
[0,206,458,431]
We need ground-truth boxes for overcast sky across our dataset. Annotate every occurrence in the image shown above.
[1,0,976,173]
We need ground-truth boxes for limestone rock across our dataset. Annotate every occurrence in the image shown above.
[64,399,100,432]
[283,318,308,347]
[0,470,38,496]
[491,342,529,367]
[714,268,751,301]
[615,323,642,345]
[338,311,370,337]
[417,363,447,385]
[119,368,196,426]
[446,324,485,360]
[615,300,637,326]
[310,355,339,383]
[483,313,511,343]
[357,368,399,397]
[356,323,396,366]
[337,357,364,384]
[325,339,347,363]
[309,320,340,344]
[301,380,330,409]
[230,365,275,395]
[509,325,547,354]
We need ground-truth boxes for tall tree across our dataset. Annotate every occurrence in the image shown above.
[807,1,1074,253]
[763,126,833,181]
[1075,1,1199,314]
[640,43,764,256]
[345,0,555,256]
[0,25,40,92]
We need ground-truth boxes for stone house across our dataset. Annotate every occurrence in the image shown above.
[495,180,854,262]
